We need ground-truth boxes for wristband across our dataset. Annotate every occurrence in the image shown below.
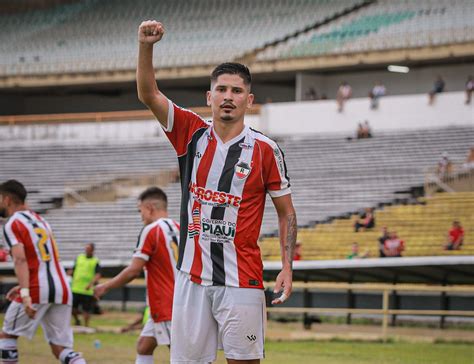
[20,288,30,298]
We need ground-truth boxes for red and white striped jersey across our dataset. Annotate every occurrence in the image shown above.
[133,218,179,322]
[2,210,72,305]
[163,100,291,289]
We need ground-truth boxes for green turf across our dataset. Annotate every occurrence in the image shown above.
[2,314,473,363]
[11,331,474,364]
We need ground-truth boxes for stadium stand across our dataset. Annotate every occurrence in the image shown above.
[261,192,474,260]
[1,124,471,261]
[0,140,177,211]
[257,0,474,61]
[261,125,474,236]
[0,0,366,75]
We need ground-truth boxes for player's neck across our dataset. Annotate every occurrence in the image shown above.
[152,210,168,222]
[213,119,245,144]
[7,204,27,217]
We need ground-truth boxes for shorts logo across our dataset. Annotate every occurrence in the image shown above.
[246,334,257,342]
[188,206,201,238]
[235,161,251,179]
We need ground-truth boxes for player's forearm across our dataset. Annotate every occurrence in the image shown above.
[13,257,29,289]
[279,212,297,270]
[92,273,101,285]
[104,266,141,291]
[137,43,159,104]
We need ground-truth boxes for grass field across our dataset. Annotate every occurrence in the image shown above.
[3,312,474,363]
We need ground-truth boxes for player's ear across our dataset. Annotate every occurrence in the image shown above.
[247,93,254,109]
[206,90,211,107]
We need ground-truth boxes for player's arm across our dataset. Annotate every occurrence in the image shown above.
[11,244,36,318]
[94,257,145,299]
[271,194,297,305]
[136,20,170,128]
[86,264,102,290]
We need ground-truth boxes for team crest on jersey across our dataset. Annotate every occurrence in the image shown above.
[235,161,252,179]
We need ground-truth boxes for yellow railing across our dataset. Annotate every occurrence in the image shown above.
[265,281,474,341]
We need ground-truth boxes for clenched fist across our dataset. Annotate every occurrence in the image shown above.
[138,20,165,44]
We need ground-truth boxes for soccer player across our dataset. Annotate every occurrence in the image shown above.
[94,187,179,364]
[136,21,297,363]
[71,243,101,327]
[0,180,86,364]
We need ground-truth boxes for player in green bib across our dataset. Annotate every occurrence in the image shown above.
[70,243,101,327]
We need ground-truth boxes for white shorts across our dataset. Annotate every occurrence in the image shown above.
[171,271,266,363]
[140,318,171,346]
[2,302,73,348]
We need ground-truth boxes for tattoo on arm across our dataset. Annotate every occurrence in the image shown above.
[284,213,297,266]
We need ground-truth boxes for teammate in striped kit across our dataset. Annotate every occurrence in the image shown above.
[0,180,86,364]
[94,187,179,364]
[137,21,297,363]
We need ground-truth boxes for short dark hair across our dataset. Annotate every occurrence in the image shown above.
[211,62,252,87]
[138,187,167,208]
[0,180,27,204]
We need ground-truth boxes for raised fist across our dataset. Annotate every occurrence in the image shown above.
[138,20,165,44]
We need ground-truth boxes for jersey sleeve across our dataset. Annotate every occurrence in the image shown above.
[261,141,291,198]
[2,218,25,249]
[162,99,209,156]
[133,225,157,261]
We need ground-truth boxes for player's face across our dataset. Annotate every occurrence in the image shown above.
[0,194,5,218]
[0,194,10,218]
[85,244,94,256]
[207,74,254,124]
[137,201,153,225]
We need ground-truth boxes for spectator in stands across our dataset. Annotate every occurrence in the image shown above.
[356,123,365,139]
[383,231,405,257]
[465,75,474,105]
[347,242,369,259]
[463,147,474,169]
[293,241,303,261]
[305,87,318,101]
[378,227,389,258]
[0,243,8,262]
[363,120,372,138]
[337,81,352,112]
[356,121,372,139]
[369,81,386,109]
[428,75,445,105]
[354,208,375,232]
[444,221,464,251]
[437,152,453,177]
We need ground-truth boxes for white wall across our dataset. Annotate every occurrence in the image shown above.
[0,115,261,144]
[0,92,471,143]
[261,91,473,136]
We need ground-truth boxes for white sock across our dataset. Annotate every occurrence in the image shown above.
[135,354,154,364]
[0,338,18,363]
[59,348,87,364]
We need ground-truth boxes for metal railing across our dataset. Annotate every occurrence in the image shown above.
[424,164,474,196]
[265,281,474,341]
